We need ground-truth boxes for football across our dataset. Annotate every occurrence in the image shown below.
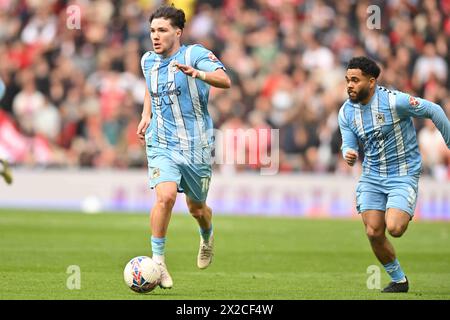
[123,256,161,293]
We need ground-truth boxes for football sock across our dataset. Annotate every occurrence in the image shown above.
[151,236,166,263]
[199,224,213,242]
[383,258,406,283]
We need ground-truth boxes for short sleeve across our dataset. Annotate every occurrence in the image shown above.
[395,91,432,119]
[189,45,225,72]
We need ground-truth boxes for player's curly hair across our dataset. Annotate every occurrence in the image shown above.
[149,5,186,30]
[347,56,381,79]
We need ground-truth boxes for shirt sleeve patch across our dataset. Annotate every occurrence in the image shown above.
[208,52,218,62]
[408,95,420,108]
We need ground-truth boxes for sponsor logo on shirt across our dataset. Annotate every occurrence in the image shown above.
[151,82,181,106]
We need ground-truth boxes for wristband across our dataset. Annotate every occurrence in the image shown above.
[198,70,206,81]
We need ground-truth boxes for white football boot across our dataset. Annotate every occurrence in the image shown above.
[155,261,173,289]
[197,233,214,269]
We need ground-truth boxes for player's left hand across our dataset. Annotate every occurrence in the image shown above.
[174,62,203,79]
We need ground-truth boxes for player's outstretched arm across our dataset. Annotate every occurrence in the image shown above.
[175,63,231,89]
[137,86,152,146]
[396,93,450,149]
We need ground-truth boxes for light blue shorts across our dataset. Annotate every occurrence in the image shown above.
[356,174,420,217]
[146,146,212,202]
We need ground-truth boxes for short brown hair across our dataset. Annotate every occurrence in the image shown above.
[149,5,186,30]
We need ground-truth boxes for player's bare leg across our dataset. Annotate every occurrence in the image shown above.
[362,210,395,264]
[186,197,214,269]
[385,208,411,238]
[362,210,408,292]
[150,181,177,289]
[186,197,212,231]
[151,182,177,237]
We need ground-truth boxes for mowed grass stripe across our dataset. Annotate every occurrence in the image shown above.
[0,210,449,299]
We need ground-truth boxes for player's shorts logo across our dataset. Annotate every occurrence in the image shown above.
[375,113,385,125]
[408,96,420,108]
[151,168,160,179]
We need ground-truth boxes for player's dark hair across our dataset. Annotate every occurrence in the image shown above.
[149,5,186,30]
[347,56,381,79]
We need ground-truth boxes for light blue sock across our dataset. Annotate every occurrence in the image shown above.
[383,259,406,283]
[199,224,213,242]
[151,236,166,257]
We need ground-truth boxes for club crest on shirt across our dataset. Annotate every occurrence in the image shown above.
[375,113,385,125]
[168,60,179,73]
[409,96,420,108]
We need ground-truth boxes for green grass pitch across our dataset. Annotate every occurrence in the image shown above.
[0,209,449,300]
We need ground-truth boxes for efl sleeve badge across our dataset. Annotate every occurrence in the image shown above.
[408,95,420,108]
[208,52,218,62]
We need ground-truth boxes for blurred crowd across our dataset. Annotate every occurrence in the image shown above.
[0,0,449,179]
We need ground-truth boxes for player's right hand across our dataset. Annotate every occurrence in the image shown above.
[137,117,150,146]
[174,62,201,78]
[344,150,358,166]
